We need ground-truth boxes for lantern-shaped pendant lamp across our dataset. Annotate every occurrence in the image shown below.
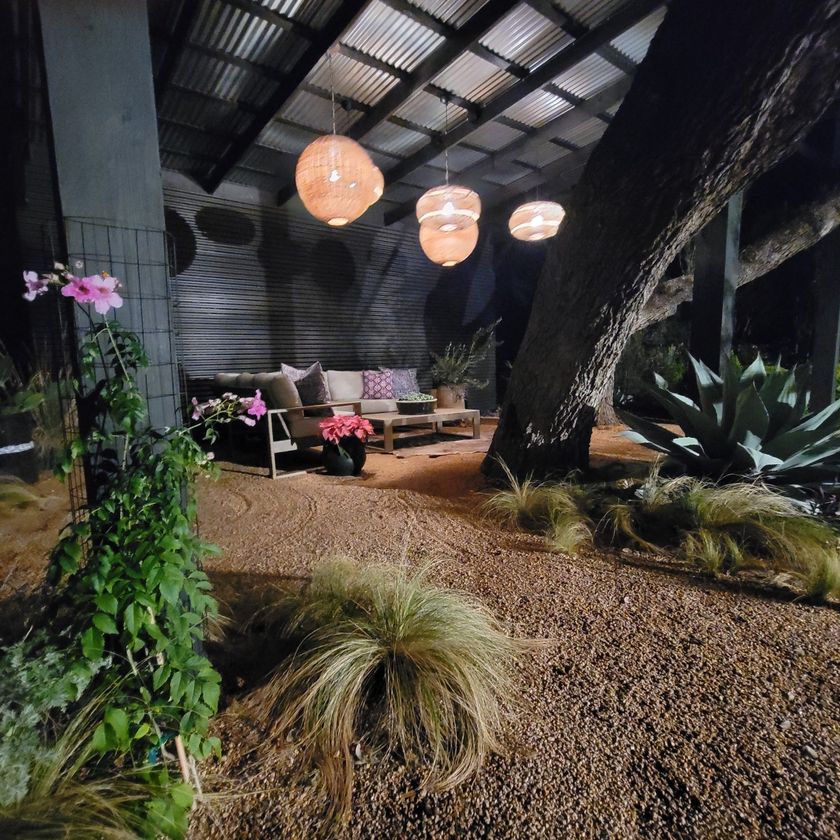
[508,200,565,241]
[419,221,479,267]
[416,185,481,232]
[368,165,384,207]
[295,134,376,226]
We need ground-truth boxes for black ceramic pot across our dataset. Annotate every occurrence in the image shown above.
[396,398,437,415]
[323,436,366,476]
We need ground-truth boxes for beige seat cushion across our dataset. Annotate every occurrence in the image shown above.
[214,372,240,389]
[360,398,397,413]
[326,370,363,401]
[286,414,323,440]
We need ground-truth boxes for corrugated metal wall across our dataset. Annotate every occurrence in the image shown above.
[163,186,499,412]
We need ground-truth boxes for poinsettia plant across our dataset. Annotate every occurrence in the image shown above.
[320,414,374,455]
[15,262,264,838]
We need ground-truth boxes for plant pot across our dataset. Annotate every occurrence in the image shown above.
[322,436,366,476]
[435,385,466,410]
[0,412,38,483]
[396,398,437,415]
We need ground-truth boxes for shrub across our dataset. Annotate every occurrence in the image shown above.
[253,559,526,822]
[620,353,840,497]
[430,319,500,388]
[482,460,593,553]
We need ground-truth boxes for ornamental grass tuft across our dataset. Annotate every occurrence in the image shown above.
[253,558,526,823]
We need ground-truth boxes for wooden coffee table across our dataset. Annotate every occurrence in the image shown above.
[364,408,481,453]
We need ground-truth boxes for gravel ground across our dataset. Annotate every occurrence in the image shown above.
[189,441,840,840]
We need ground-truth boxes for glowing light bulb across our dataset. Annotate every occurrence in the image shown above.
[328,169,341,183]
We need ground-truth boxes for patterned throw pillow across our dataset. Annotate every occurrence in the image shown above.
[362,369,395,400]
[380,367,418,397]
[282,362,332,416]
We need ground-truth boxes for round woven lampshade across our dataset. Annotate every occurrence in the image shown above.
[295,135,376,226]
[368,165,384,207]
[419,221,479,267]
[416,185,481,232]
[508,200,566,241]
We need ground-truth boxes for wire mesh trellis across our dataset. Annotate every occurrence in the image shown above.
[61,217,184,520]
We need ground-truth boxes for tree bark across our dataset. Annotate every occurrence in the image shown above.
[486,0,840,479]
[594,181,840,424]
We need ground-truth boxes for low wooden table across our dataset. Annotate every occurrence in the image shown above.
[365,408,481,453]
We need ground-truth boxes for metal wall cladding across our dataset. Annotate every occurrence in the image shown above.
[430,51,516,103]
[342,1,445,72]
[551,52,625,99]
[480,2,573,70]
[307,52,402,106]
[502,88,573,128]
[610,7,665,62]
[555,0,628,28]
[163,186,499,412]
[410,0,491,28]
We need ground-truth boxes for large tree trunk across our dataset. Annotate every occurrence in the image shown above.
[486,0,840,479]
[594,180,840,424]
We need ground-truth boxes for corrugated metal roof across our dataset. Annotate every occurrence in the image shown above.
[395,89,469,131]
[257,119,315,153]
[480,162,533,185]
[555,114,607,147]
[610,6,665,62]
[365,120,431,157]
[554,0,628,28]
[160,122,231,160]
[502,88,573,127]
[399,165,449,188]
[430,51,516,103]
[468,119,527,151]
[480,3,573,70]
[159,89,254,136]
[342,0,445,72]
[306,51,401,106]
[409,0,490,28]
[172,51,275,108]
[259,0,345,29]
[279,89,361,133]
[513,140,572,168]
[551,52,624,99]
[426,144,487,171]
[605,99,622,116]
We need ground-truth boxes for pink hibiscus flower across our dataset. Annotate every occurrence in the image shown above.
[22,271,49,302]
[60,275,98,304]
[89,274,124,314]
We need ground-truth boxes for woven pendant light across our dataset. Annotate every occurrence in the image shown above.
[416,184,481,232]
[419,221,478,267]
[295,49,379,226]
[296,135,375,226]
[368,165,384,207]
[508,200,566,241]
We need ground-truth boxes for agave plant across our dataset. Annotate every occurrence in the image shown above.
[620,353,840,493]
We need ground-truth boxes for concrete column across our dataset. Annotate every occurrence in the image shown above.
[38,0,179,429]
[810,230,840,410]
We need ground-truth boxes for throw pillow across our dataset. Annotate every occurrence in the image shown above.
[362,369,395,400]
[380,367,418,397]
[283,362,332,416]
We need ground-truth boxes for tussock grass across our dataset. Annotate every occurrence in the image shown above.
[0,476,38,513]
[483,460,593,554]
[253,558,527,823]
[0,701,148,840]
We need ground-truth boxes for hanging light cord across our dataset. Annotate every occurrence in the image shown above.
[329,50,337,135]
[443,96,450,185]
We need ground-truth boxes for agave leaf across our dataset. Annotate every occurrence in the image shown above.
[687,354,724,423]
[739,354,766,389]
[643,384,730,458]
[618,411,681,453]
[784,398,840,436]
[774,434,840,471]
[727,383,770,445]
[731,444,783,473]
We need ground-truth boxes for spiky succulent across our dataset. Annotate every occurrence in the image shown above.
[620,353,840,493]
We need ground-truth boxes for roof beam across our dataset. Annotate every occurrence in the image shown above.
[343,0,519,141]
[154,0,202,100]
[381,0,662,192]
[382,75,631,224]
[219,0,316,40]
[201,0,370,194]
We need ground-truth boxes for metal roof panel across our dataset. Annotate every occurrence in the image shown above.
[395,88,469,131]
[468,119,527,151]
[551,52,624,99]
[307,52,401,106]
[279,89,362,133]
[366,121,431,156]
[610,7,665,62]
[480,3,573,70]
[431,51,516,103]
[555,114,607,147]
[502,88,573,127]
[408,0,491,27]
[554,0,628,27]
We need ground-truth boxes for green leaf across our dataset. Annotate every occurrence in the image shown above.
[104,706,129,748]
[728,383,770,446]
[81,627,104,660]
[687,353,723,423]
[95,592,119,615]
[92,613,118,635]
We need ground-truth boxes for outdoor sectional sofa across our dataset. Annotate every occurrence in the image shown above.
[214,369,397,477]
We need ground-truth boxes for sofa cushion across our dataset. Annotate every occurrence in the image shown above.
[215,372,240,389]
[326,369,364,401]
[281,361,332,401]
[360,398,398,414]
[235,373,256,389]
[380,367,418,397]
[362,369,394,400]
[287,363,332,416]
[265,373,302,411]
